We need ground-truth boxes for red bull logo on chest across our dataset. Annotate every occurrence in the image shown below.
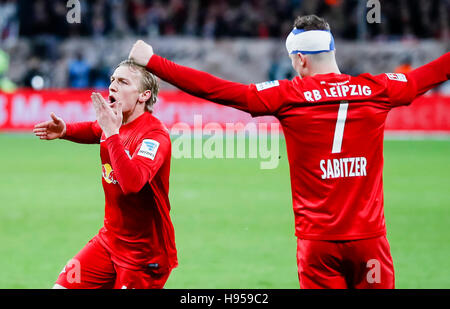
[102,163,118,184]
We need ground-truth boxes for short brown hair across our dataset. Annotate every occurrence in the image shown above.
[293,15,330,31]
[117,59,159,113]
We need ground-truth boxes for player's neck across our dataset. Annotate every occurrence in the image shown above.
[122,109,145,125]
[308,62,341,76]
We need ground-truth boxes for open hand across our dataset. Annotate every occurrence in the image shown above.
[91,92,123,138]
[33,113,66,140]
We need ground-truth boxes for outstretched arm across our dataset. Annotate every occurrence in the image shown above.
[408,52,450,97]
[63,121,103,144]
[128,40,251,113]
[33,113,102,144]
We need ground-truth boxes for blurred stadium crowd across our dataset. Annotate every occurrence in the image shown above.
[4,0,449,39]
[0,0,449,90]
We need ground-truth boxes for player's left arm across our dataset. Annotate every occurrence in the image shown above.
[105,131,170,195]
[407,52,450,97]
[384,52,450,106]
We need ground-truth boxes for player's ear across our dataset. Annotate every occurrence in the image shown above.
[139,90,152,103]
[298,53,306,67]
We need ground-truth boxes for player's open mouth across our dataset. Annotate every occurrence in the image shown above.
[109,95,117,104]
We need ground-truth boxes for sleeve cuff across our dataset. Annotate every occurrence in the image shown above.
[105,133,121,147]
[62,123,72,139]
[146,54,159,70]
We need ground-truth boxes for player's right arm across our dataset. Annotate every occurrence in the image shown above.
[128,40,288,117]
[33,113,102,144]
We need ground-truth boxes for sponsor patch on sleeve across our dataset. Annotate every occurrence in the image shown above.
[255,80,280,91]
[138,139,160,160]
[385,73,407,82]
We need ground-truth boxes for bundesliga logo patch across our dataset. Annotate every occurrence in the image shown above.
[385,73,407,82]
[256,80,280,91]
[138,139,160,160]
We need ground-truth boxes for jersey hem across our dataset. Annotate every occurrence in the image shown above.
[96,232,178,273]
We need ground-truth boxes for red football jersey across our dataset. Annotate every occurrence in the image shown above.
[146,53,448,242]
[245,73,415,240]
[65,112,177,271]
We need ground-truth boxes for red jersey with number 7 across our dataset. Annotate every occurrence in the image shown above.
[246,72,417,240]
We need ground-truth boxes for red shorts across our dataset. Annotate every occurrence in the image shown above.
[55,235,171,289]
[297,236,395,289]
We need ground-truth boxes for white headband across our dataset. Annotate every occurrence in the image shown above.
[285,28,335,55]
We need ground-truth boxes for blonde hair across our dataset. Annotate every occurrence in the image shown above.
[117,59,159,112]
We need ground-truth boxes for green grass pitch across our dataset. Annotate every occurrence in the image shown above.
[0,134,449,288]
